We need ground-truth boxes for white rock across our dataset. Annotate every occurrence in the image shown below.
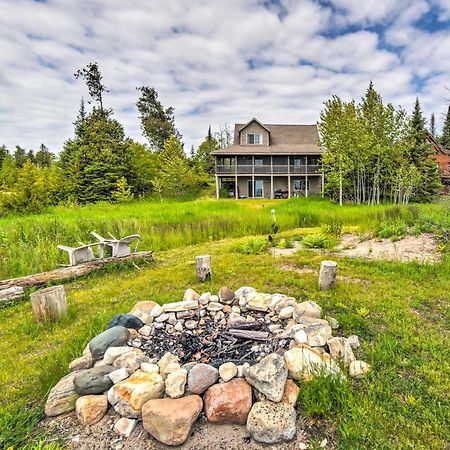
[199,292,211,305]
[293,301,322,320]
[219,362,238,382]
[141,363,160,374]
[269,294,286,311]
[162,300,199,313]
[103,347,131,365]
[247,293,272,312]
[114,417,137,437]
[109,368,130,384]
[207,301,224,311]
[155,313,170,323]
[279,306,294,319]
[231,305,241,314]
[297,318,332,347]
[327,337,355,366]
[235,286,257,298]
[347,335,360,349]
[209,295,219,302]
[268,324,282,333]
[237,363,250,378]
[139,325,153,337]
[349,360,371,378]
[293,330,308,345]
[185,320,197,329]
[165,368,188,398]
[157,352,181,378]
[149,304,163,318]
[174,322,184,332]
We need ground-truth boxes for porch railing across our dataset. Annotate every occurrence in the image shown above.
[216,164,321,175]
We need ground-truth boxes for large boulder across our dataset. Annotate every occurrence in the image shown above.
[284,345,341,381]
[187,363,219,394]
[75,394,108,425]
[107,314,144,331]
[204,378,252,425]
[108,370,165,418]
[142,395,203,446]
[244,353,288,402]
[45,372,79,417]
[246,401,296,444]
[89,326,130,359]
[73,365,115,395]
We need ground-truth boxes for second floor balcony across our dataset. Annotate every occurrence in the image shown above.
[216,164,322,175]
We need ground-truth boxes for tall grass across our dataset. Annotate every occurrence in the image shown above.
[0,196,448,279]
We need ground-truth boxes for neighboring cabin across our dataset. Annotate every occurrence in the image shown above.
[212,118,324,199]
[428,134,450,194]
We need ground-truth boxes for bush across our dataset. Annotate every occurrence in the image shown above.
[302,234,334,249]
[376,220,407,241]
[276,238,294,249]
[324,219,343,237]
[237,237,269,254]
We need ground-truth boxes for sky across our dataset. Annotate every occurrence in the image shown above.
[1,0,450,153]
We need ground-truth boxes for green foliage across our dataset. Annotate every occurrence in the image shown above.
[324,219,343,237]
[440,105,450,148]
[74,62,107,112]
[376,220,407,241]
[192,126,220,174]
[237,236,269,254]
[302,234,335,249]
[319,83,440,204]
[275,238,294,249]
[113,176,134,202]
[136,86,181,151]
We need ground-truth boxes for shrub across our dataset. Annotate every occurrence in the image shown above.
[302,234,334,249]
[324,219,343,237]
[376,220,407,241]
[237,237,269,254]
[276,238,294,249]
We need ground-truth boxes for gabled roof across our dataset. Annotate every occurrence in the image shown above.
[212,120,322,155]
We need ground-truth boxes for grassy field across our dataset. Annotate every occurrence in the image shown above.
[0,195,449,279]
[0,197,449,449]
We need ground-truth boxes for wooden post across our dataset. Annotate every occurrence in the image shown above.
[319,261,337,290]
[30,285,68,322]
[215,176,219,199]
[195,255,212,282]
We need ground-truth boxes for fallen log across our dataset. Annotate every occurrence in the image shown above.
[225,329,269,341]
[0,286,24,303]
[0,251,153,291]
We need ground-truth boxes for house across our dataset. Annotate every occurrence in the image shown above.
[428,134,450,194]
[211,118,324,199]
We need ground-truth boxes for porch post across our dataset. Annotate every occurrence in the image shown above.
[270,156,273,199]
[321,164,325,197]
[252,155,255,199]
[235,156,238,199]
[288,156,291,198]
[215,176,219,199]
[305,176,309,197]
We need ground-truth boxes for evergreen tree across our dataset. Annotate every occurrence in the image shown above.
[75,63,107,113]
[194,126,219,174]
[13,146,27,168]
[441,105,450,148]
[430,113,436,137]
[136,86,181,150]
[0,145,8,167]
[27,150,35,163]
[113,176,134,202]
[35,144,54,168]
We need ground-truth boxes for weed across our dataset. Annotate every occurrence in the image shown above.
[237,237,269,254]
[376,220,407,241]
[302,234,335,249]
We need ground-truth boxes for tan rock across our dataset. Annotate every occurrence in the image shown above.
[149,304,163,318]
[247,401,296,444]
[281,379,300,407]
[103,346,132,365]
[141,362,159,374]
[219,362,238,382]
[204,378,252,425]
[45,372,79,417]
[139,325,153,337]
[247,293,272,312]
[293,301,322,320]
[183,288,200,301]
[114,417,137,437]
[108,370,165,418]
[157,352,181,379]
[162,300,199,313]
[327,337,355,366]
[128,329,138,340]
[129,301,158,317]
[142,395,203,446]
[165,368,187,398]
[113,349,148,373]
[75,395,108,425]
[349,360,371,378]
[284,345,341,381]
[279,306,295,319]
[69,354,94,371]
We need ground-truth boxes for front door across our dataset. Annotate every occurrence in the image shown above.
[248,180,253,197]
[255,180,264,198]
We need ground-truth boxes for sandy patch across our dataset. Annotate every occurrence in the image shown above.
[41,410,331,450]
[336,234,440,263]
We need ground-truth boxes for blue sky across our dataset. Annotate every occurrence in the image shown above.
[1,0,450,152]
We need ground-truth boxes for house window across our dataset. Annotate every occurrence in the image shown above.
[247,133,262,144]
[294,180,310,191]
[254,158,263,166]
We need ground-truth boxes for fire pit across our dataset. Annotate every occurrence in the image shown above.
[44,286,372,447]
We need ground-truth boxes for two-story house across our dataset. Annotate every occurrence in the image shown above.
[212,118,324,199]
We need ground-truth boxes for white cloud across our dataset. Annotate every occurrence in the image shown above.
[0,0,448,152]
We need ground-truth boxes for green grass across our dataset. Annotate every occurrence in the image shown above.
[0,196,448,279]
[0,229,449,449]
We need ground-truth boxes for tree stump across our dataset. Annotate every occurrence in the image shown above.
[30,285,68,322]
[319,261,337,290]
[195,255,211,282]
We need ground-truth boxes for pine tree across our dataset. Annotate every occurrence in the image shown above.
[441,105,450,148]
[113,176,134,202]
[75,63,108,113]
[430,113,436,137]
[194,126,219,174]
[0,145,8,167]
[35,144,54,168]
[13,146,27,168]
[136,86,181,151]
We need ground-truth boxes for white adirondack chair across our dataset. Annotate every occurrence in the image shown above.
[57,242,97,266]
[91,231,141,258]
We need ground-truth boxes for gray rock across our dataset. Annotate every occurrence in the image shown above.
[73,365,115,395]
[218,286,235,304]
[347,335,360,348]
[107,314,144,331]
[243,353,288,402]
[207,301,224,312]
[235,286,257,298]
[45,371,79,416]
[89,326,130,359]
[187,363,219,394]
[247,401,296,444]
[69,354,94,371]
